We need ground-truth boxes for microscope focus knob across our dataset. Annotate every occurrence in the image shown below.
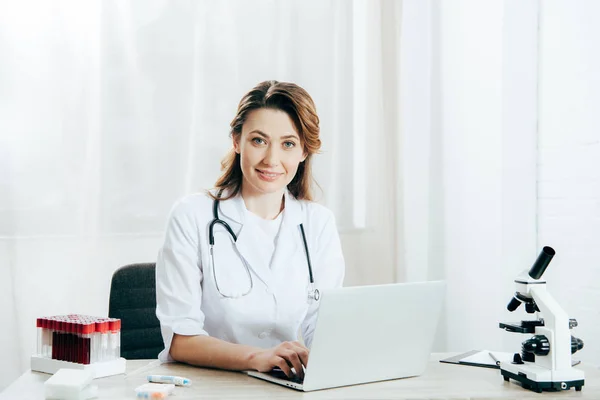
[522,335,550,356]
[571,336,584,354]
[512,353,524,364]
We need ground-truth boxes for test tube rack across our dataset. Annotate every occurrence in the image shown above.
[31,314,126,378]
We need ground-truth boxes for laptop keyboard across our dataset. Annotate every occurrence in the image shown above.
[268,368,304,384]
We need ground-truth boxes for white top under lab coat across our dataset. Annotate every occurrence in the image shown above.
[155,190,345,362]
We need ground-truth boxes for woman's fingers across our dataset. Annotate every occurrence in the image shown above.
[273,356,293,377]
[263,342,311,379]
[290,342,309,368]
[279,349,304,379]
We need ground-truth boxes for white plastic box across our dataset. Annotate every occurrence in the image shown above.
[44,368,98,400]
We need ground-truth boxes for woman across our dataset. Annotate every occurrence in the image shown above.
[155,80,345,380]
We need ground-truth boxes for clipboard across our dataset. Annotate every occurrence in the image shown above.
[440,350,581,370]
[440,350,502,369]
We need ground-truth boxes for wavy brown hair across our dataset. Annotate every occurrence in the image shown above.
[210,80,321,201]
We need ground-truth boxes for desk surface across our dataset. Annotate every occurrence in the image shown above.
[1,353,599,400]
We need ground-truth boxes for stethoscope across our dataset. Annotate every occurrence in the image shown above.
[208,190,320,303]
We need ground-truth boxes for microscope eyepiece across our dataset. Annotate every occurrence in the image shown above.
[528,246,555,280]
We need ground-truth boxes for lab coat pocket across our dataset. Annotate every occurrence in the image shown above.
[209,231,253,298]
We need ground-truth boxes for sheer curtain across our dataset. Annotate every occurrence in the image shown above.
[400,0,539,353]
[0,0,403,388]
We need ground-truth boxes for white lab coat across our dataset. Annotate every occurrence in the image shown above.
[155,189,345,362]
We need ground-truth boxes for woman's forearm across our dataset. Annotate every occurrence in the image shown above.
[170,333,262,371]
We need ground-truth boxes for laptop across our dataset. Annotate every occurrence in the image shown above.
[245,280,446,391]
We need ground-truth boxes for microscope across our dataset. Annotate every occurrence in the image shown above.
[499,246,584,393]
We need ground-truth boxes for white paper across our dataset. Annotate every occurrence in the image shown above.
[460,350,515,366]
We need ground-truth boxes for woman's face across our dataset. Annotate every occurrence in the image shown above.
[234,108,307,197]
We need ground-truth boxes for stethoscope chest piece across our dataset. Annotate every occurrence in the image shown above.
[308,284,320,303]
[312,289,320,302]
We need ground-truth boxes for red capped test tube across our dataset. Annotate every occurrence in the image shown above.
[81,319,95,364]
[36,314,121,364]
[108,318,121,360]
[36,318,43,356]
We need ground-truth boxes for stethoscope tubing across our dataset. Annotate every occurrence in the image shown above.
[209,190,318,301]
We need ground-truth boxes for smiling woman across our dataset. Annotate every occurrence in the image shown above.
[155,81,345,381]
[214,81,322,205]
[0,0,406,390]
[236,108,307,217]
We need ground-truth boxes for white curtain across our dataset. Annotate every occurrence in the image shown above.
[399,0,540,353]
[8,0,596,390]
[0,0,403,388]
[537,0,600,368]
[401,0,599,368]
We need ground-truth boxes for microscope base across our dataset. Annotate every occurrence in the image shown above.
[501,369,584,393]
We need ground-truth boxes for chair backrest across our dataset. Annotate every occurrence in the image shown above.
[108,263,163,359]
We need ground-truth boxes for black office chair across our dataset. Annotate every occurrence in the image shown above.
[108,263,164,359]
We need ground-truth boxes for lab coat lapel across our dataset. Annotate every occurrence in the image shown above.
[270,191,303,275]
[217,190,244,228]
[219,191,273,288]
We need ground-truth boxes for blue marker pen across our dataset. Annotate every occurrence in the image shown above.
[147,375,191,386]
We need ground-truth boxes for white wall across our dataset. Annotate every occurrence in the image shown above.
[537,0,600,367]
[431,0,539,354]
[0,242,20,391]
[437,0,505,352]
[433,0,599,366]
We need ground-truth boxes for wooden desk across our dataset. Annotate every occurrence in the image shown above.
[1,354,599,399]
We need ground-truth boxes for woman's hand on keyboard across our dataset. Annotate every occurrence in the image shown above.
[247,341,309,380]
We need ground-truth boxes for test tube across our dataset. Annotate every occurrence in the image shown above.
[60,318,66,361]
[66,319,73,363]
[40,318,47,357]
[100,320,109,362]
[46,319,54,358]
[76,319,81,363]
[107,319,115,360]
[92,316,98,363]
[108,318,121,360]
[113,319,121,359]
[94,318,107,363]
[36,318,43,356]
[66,317,72,361]
[77,316,83,363]
[56,318,63,361]
[51,318,58,360]
[61,317,68,362]
[116,320,121,359]
[43,318,51,358]
[82,320,94,364]
[72,318,79,364]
